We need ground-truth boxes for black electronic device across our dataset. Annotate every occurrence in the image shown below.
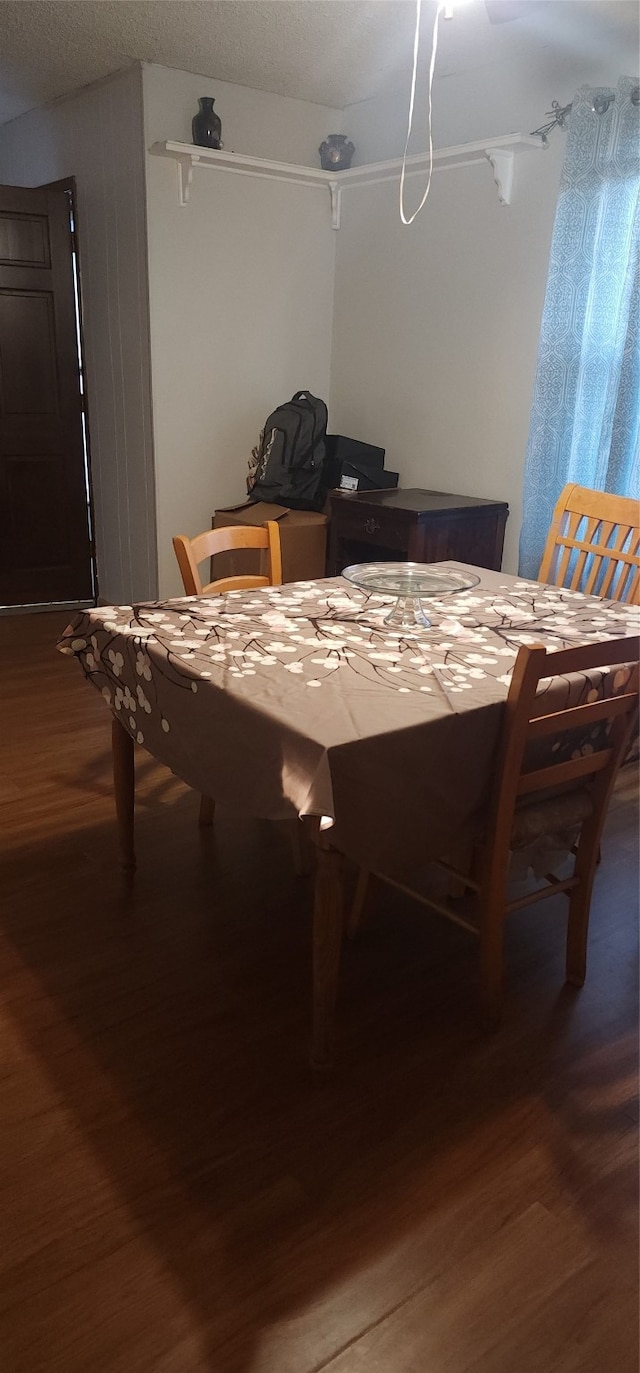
[324,434,386,491]
[338,464,399,493]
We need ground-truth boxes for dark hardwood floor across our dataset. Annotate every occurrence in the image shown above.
[0,610,638,1373]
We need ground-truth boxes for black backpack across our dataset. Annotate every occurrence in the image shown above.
[248,392,328,510]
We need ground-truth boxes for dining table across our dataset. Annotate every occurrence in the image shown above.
[59,562,640,1066]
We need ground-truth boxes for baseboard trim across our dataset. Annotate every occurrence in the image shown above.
[0,599,95,617]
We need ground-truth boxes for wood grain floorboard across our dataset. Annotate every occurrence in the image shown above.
[0,611,637,1372]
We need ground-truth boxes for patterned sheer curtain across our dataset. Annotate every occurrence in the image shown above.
[519,76,640,577]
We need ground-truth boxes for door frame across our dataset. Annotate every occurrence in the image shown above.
[46,176,98,607]
[0,176,98,614]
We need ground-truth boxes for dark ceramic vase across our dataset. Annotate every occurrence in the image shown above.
[319,134,355,171]
[192,97,222,150]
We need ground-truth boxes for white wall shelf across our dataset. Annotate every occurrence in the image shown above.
[151,134,545,225]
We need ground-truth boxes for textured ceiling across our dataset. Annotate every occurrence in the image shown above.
[0,0,637,128]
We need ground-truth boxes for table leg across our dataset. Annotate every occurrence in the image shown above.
[199,795,215,828]
[111,717,136,873]
[288,818,315,876]
[310,840,345,1071]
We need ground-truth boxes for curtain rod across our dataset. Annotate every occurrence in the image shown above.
[531,87,640,141]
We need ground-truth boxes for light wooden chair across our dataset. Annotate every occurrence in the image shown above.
[172,520,283,828]
[172,520,282,598]
[350,636,639,1025]
[538,484,640,603]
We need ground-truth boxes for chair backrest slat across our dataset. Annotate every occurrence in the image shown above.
[538,484,640,604]
[528,689,638,739]
[571,514,600,592]
[542,635,639,677]
[583,518,613,595]
[173,521,282,596]
[201,573,269,595]
[516,749,612,796]
[598,523,635,598]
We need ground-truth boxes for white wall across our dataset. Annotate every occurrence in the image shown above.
[329,143,563,573]
[143,64,342,597]
[0,65,157,604]
[332,17,635,572]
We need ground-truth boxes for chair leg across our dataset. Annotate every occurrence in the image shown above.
[478,893,505,1029]
[347,868,370,938]
[199,794,215,828]
[566,818,602,987]
[566,874,596,987]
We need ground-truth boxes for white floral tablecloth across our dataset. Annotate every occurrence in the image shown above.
[59,564,639,873]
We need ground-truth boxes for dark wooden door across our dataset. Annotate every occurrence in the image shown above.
[0,183,94,606]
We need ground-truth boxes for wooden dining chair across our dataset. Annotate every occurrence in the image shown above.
[350,635,639,1025]
[538,484,640,603]
[172,520,283,598]
[172,520,283,828]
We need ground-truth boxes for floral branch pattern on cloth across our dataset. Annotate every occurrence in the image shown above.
[58,568,639,871]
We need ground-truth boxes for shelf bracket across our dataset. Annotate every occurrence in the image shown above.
[176,153,195,207]
[484,147,514,206]
[328,180,341,231]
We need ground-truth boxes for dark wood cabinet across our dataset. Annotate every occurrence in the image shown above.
[328,488,509,576]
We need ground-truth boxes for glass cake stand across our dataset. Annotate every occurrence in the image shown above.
[341,562,480,630]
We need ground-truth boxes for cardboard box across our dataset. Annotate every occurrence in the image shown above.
[213,501,328,583]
